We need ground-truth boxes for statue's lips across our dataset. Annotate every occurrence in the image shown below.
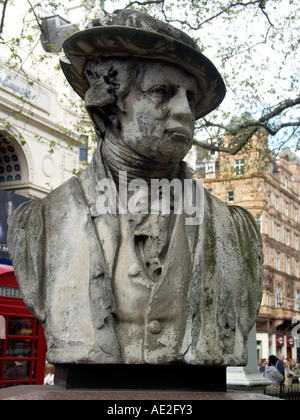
[167,129,191,145]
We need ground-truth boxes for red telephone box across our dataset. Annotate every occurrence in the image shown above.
[0,265,46,388]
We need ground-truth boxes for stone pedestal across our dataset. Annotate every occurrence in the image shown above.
[54,364,227,392]
[227,325,271,392]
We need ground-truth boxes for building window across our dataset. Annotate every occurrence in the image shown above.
[296,261,299,278]
[275,252,280,271]
[79,144,87,162]
[286,256,290,275]
[265,215,268,234]
[256,214,262,232]
[295,235,299,251]
[294,208,298,222]
[207,163,214,174]
[0,136,22,183]
[285,201,289,217]
[296,290,300,311]
[275,224,280,241]
[275,284,283,308]
[79,135,88,162]
[227,191,234,203]
[287,290,291,309]
[234,159,245,176]
[275,195,279,211]
[196,161,205,174]
[195,150,205,173]
[285,230,290,246]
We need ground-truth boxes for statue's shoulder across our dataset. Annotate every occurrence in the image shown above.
[8,177,79,224]
[7,176,83,319]
[226,203,262,240]
[43,176,81,206]
[8,177,84,252]
[203,188,262,243]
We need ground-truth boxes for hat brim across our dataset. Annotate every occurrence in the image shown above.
[61,26,225,120]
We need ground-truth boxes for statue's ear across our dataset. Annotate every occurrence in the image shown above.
[101,104,122,131]
[86,104,122,140]
[84,59,140,137]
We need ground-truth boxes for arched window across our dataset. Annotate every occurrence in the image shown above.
[0,133,27,184]
[275,283,283,308]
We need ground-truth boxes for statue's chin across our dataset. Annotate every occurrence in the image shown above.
[148,134,191,165]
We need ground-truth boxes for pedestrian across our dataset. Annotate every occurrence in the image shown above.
[44,363,55,385]
[259,358,267,377]
[275,354,285,378]
[265,355,284,385]
[294,361,300,381]
[285,360,299,385]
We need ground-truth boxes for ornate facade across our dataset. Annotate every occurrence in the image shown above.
[190,139,300,361]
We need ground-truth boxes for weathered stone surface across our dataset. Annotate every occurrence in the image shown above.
[7,10,263,367]
[60,9,226,120]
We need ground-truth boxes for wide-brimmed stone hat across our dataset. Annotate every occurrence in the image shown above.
[60,9,226,119]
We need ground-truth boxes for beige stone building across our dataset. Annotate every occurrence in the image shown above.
[0,1,101,262]
[0,1,103,200]
[190,138,300,361]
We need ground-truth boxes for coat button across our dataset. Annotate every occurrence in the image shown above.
[128,264,141,277]
[148,320,161,334]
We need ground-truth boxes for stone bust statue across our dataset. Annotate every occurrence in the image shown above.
[8,10,263,366]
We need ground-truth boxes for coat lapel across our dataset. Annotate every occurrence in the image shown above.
[78,148,120,278]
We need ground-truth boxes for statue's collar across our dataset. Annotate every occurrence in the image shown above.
[100,131,181,184]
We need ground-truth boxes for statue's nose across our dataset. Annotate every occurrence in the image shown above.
[168,88,193,124]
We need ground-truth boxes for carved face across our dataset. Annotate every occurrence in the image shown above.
[118,62,198,165]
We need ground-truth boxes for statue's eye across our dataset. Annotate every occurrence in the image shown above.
[150,86,167,97]
[187,91,196,108]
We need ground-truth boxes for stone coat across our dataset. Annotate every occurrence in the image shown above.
[8,150,263,366]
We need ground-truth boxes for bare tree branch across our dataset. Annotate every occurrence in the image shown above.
[258,122,300,136]
[160,0,274,31]
[201,97,300,135]
[0,0,9,35]
[194,96,300,154]
[277,126,300,152]
[195,1,266,29]
[26,0,44,33]
[125,0,164,9]
[193,127,259,154]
